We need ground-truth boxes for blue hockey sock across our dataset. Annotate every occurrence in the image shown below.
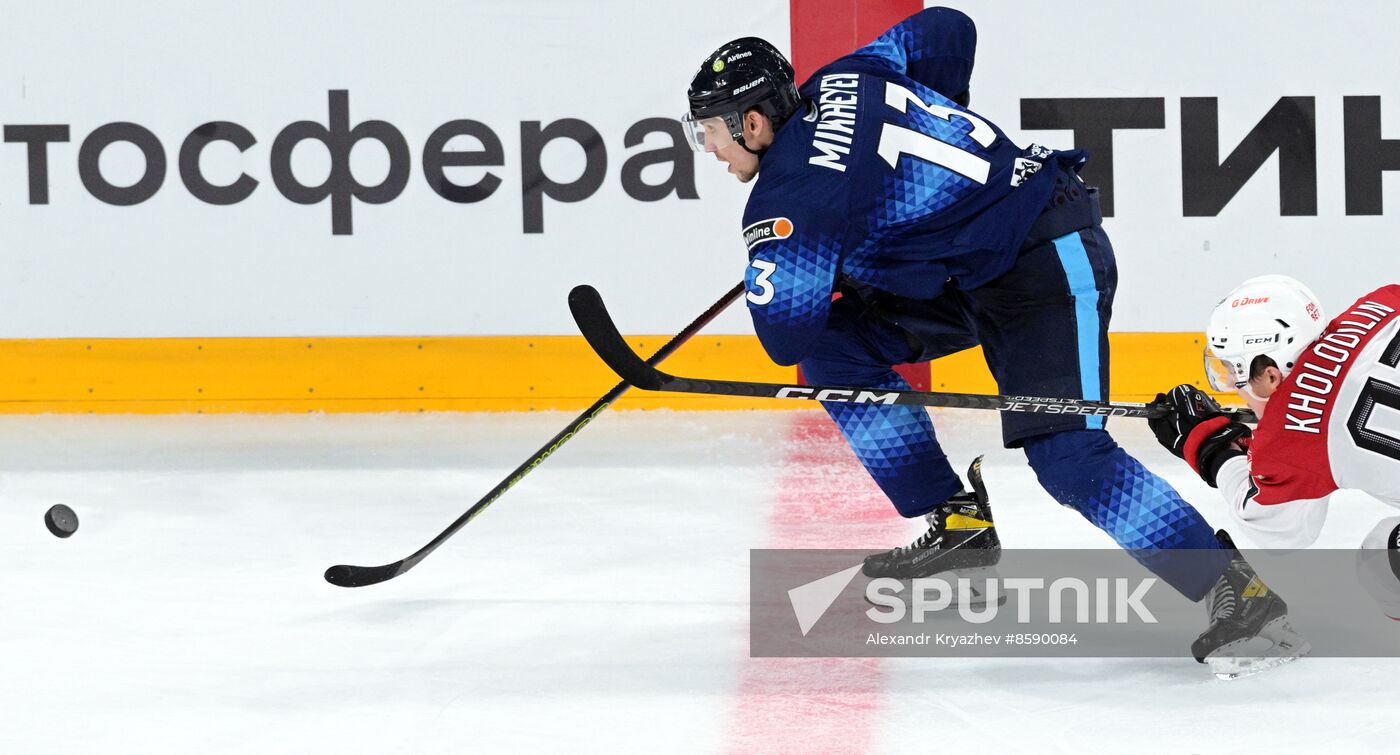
[1023,430,1228,601]
[816,374,964,517]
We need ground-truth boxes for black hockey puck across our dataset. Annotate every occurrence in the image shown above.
[1388,522,1400,581]
[44,504,79,538]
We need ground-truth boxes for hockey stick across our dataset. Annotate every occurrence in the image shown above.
[568,284,1258,424]
[324,282,747,588]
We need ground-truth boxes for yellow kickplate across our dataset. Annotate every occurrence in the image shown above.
[943,513,995,530]
[0,332,1233,414]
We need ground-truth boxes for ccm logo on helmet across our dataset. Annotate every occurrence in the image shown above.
[1244,335,1280,345]
[743,217,793,250]
[776,387,899,404]
[1232,296,1271,307]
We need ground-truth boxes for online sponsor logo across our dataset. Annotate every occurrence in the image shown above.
[742,216,793,250]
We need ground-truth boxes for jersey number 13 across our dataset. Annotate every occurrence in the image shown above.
[876,81,995,184]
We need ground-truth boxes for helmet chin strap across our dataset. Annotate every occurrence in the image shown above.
[1241,384,1270,404]
[735,133,767,159]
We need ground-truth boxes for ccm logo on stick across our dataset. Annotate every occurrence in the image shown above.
[776,387,899,404]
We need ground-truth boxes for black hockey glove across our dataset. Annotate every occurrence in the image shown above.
[1149,385,1219,458]
[1148,384,1251,488]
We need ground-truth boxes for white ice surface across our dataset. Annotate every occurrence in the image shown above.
[0,409,1394,754]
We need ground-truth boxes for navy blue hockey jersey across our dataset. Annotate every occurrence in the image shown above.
[742,8,1087,365]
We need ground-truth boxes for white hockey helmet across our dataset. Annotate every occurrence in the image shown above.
[1203,274,1326,392]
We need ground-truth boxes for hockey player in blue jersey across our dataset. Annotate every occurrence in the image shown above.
[684,8,1300,674]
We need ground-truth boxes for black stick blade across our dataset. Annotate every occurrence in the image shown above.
[568,285,668,390]
[325,561,405,588]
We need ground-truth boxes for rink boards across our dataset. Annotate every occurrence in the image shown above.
[0,332,1217,413]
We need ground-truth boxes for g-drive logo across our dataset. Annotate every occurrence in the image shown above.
[787,564,1158,636]
[1,90,698,235]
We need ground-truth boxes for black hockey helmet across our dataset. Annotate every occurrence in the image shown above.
[684,37,802,154]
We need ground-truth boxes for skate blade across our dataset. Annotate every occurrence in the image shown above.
[862,565,1008,609]
[1208,620,1312,681]
[945,565,1008,608]
[1211,653,1305,681]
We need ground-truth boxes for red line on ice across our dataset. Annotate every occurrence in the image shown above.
[724,413,904,754]
[727,2,920,748]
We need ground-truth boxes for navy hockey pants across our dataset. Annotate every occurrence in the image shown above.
[800,227,1228,600]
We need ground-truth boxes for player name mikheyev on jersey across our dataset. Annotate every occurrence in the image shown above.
[809,74,859,172]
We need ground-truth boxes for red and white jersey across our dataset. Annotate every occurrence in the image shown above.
[1244,285,1400,507]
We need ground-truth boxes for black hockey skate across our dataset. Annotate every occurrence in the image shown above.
[1192,530,1310,680]
[862,456,1001,582]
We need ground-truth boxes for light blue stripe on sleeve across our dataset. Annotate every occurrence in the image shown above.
[1051,232,1104,430]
